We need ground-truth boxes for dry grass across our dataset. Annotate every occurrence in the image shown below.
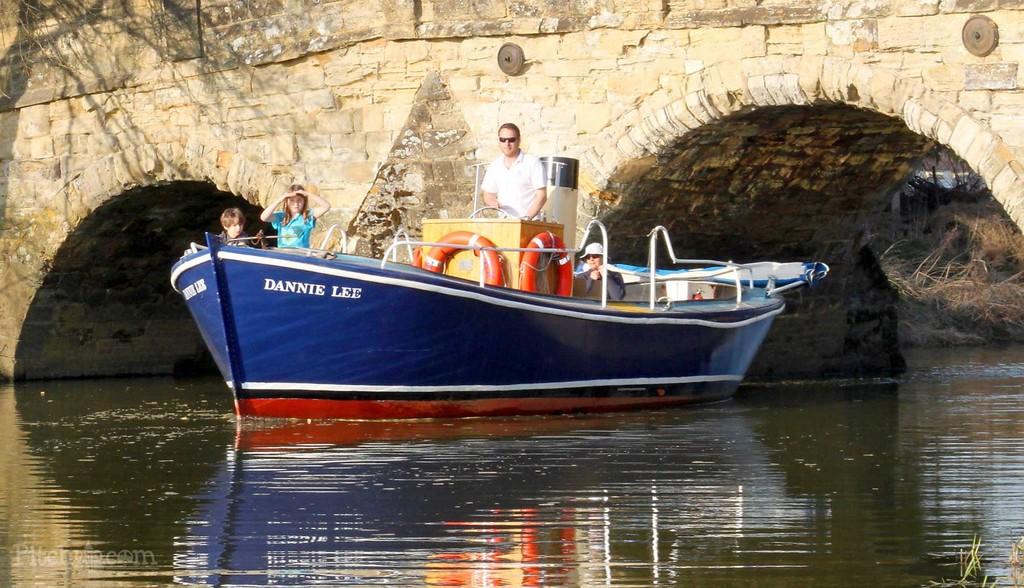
[879,206,1024,347]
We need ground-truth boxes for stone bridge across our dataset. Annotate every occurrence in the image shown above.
[1,0,1023,380]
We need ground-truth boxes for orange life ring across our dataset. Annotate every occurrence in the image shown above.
[518,231,573,296]
[420,231,504,287]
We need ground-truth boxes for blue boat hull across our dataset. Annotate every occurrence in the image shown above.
[171,242,784,418]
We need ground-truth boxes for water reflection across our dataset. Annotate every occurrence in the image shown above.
[0,347,1022,586]
[2,377,233,585]
[174,410,843,586]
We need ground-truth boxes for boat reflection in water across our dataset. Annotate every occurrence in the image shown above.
[173,411,806,586]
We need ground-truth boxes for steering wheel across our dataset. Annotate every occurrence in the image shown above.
[469,206,514,219]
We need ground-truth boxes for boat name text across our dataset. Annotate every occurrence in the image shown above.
[182,279,207,300]
[263,278,362,299]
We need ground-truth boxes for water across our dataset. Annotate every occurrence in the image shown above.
[1,347,1022,586]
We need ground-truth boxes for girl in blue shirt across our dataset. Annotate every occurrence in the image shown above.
[259,184,332,249]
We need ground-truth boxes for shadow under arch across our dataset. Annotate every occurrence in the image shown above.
[595,103,930,378]
[14,181,263,379]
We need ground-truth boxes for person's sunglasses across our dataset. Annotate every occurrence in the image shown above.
[498,137,518,143]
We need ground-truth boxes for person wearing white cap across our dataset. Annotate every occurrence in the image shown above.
[575,242,625,300]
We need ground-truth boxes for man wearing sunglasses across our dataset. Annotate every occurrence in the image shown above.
[480,123,547,219]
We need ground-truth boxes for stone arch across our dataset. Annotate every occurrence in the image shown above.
[580,55,1024,231]
[574,55,1024,379]
[61,139,301,229]
[9,141,309,380]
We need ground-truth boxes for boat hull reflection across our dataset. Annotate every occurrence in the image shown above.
[176,412,793,585]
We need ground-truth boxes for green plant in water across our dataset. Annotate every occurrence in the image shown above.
[1010,536,1024,587]
[930,536,1024,588]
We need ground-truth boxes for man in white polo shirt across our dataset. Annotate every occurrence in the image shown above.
[481,123,547,219]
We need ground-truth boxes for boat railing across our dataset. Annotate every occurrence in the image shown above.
[317,224,349,254]
[470,162,490,212]
[646,226,754,308]
[576,219,611,308]
[216,233,342,259]
[386,229,418,264]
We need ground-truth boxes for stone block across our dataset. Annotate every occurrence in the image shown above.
[577,105,606,136]
[449,76,481,95]
[990,113,1024,147]
[365,131,395,159]
[964,63,1018,91]
[892,0,940,16]
[990,162,1019,196]
[868,69,898,113]
[297,135,334,162]
[963,127,998,169]
[800,22,828,55]
[339,161,378,184]
[30,136,54,158]
[877,16,926,50]
[324,64,377,87]
[459,37,503,62]
[957,90,992,113]
[316,110,357,134]
[923,63,965,92]
[302,89,337,112]
[540,105,576,131]
[918,13,970,48]
[939,0,998,13]
[746,75,772,106]
[18,104,50,139]
[826,19,878,52]
[607,68,660,96]
[361,106,386,133]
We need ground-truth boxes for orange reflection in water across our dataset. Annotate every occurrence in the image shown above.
[426,508,581,587]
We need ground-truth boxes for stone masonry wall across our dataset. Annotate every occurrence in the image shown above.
[1,0,1024,377]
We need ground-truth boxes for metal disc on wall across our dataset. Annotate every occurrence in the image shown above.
[962,15,999,57]
[497,43,526,76]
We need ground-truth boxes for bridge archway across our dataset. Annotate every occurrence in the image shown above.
[13,181,263,379]
[581,56,1023,232]
[578,56,1021,377]
[6,140,308,380]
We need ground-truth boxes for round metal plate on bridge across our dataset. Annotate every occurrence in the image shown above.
[497,43,526,76]
[962,15,999,57]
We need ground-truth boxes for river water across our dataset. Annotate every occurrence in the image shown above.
[1,346,1022,586]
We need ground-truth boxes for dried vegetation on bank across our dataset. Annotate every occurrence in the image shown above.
[876,151,1024,347]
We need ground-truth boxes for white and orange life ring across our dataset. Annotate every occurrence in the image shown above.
[518,231,573,296]
[414,231,504,287]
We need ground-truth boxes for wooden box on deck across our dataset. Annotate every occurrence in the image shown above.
[421,218,567,292]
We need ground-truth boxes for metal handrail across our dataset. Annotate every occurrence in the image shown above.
[379,240,574,266]
[470,162,489,212]
[317,224,348,254]
[646,226,755,308]
[387,229,417,263]
[379,239,579,290]
[576,219,611,308]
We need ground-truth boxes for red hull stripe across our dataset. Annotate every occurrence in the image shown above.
[237,395,725,420]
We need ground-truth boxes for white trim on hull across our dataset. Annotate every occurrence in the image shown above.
[238,374,745,394]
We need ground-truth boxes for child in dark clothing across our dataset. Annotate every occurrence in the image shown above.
[219,207,263,247]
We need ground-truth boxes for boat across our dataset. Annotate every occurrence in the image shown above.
[170,219,827,419]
